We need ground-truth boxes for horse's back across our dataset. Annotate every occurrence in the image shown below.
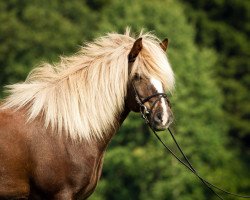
[0,109,30,199]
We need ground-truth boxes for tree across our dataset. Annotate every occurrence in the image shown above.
[0,0,98,97]
[181,0,250,147]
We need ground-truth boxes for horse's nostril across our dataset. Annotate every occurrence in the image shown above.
[154,112,162,123]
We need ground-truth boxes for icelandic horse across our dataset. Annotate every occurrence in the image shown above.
[0,29,174,199]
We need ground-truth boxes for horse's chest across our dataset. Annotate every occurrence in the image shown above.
[75,155,105,199]
[30,138,105,199]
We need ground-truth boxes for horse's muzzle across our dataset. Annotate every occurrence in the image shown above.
[150,111,173,131]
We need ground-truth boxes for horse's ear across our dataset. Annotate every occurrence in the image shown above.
[128,38,142,63]
[160,38,169,52]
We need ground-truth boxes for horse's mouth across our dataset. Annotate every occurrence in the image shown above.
[150,121,168,132]
[153,126,166,131]
[150,116,173,132]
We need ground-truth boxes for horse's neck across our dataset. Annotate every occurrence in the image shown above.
[15,104,131,151]
[98,107,130,150]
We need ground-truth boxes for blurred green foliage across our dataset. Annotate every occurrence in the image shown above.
[0,0,249,200]
[183,0,250,144]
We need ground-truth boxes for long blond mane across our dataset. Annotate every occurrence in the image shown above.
[2,29,175,141]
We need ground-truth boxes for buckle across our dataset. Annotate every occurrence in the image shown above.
[140,105,150,123]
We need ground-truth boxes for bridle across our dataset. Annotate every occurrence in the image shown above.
[129,61,250,200]
[132,82,169,125]
[132,79,250,199]
[128,43,250,199]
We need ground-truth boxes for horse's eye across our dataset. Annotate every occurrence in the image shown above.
[134,73,141,81]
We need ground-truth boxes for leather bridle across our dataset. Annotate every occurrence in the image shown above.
[129,55,250,200]
[131,74,250,200]
[128,56,250,200]
[133,80,250,199]
[132,82,169,125]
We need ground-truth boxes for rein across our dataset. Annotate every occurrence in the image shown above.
[153,129,250,200]
[132,84,250,200]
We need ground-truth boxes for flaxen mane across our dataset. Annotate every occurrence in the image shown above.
[2,29,174,141]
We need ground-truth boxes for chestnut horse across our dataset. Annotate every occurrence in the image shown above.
[0,29,175,199]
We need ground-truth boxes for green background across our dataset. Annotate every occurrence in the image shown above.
[0,0,249,199]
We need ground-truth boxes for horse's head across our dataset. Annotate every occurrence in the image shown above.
[126,37,173,131]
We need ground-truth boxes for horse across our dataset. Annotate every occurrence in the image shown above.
[0,29,175,200]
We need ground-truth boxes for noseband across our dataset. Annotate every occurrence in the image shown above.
[132,83,169,124]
